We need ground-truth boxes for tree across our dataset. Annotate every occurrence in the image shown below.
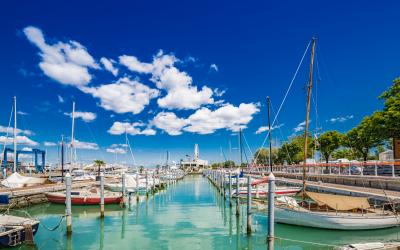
[274,135,313,164]
[94,159,105,176]
[290,135,314,163]
[345,115,382,161]
[376,77,400,149]
[318,131,344,163]
[224,160,235,168]
[253,148,278,165]
[332,148,357,160]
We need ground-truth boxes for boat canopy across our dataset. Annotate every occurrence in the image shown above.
[306,191,370,211]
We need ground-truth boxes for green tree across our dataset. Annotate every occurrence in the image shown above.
[317,131,344,163]
[253,148,278,165]
[93,159,105,176]
[224,160,235,168]
[275,135,313,164]
[332,148,359,160]
[376,77,400,147]
[346,115,382,161]
[290,135,313,163]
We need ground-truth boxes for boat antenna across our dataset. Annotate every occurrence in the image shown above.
[13,96,17,173]
[267,96,273,173]
[302,37,317,199]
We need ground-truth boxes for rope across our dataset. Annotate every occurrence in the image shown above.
[253,40,312,165]
[40,215,66,231]
[9,208,66,231]
[274,236,339,248]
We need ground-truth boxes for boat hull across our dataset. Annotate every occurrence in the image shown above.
[0,221,39,247]
[45,193,122,205]
[275,207,400,230]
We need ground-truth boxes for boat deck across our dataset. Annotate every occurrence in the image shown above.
[277,178,400,201]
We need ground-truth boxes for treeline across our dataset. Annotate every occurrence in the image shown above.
[212,77,399,167]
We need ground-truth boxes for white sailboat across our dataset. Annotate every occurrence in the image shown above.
[274,38,400,230]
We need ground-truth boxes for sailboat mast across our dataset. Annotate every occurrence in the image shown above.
[302,38,317,192]
[238,128,243,167]
[267,96,273,173]
[61,135,64,183]
[70,101,75,170]
[13,96,17,173]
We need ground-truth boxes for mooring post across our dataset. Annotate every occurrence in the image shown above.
[236,173,240,216]
[267,173,275,249]
[152,171,156,194]
[145,172,149,198]
[222,171,226,198]
[100,172,105,217]
[136,173,139,202]
[229,171,232,207]
[121,172,126,207]
[247,175,252,234]
[65,173,72,234]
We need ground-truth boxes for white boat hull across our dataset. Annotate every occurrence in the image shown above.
[275,207,400,230]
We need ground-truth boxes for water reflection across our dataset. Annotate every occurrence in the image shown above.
[16,176,400,250]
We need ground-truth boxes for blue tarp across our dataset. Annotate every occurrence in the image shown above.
[0,195,9,204]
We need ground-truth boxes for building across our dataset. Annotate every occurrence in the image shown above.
[379,150,394,161]
[180,144,209,172]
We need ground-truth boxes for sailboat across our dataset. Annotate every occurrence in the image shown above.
[274,38,400,230]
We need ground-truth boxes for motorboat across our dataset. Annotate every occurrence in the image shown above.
[45,187,123,205]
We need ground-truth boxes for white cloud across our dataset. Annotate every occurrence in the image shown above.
[110,143,128,148]
[213,88,226,97]
[293,120,311,132]
[210,63,218,72]
[0,135,38,146]
[151,103,259,135]
[64,111,97,122]
[44,141,57,147]
[184,103,259,134]
[157,85,214,110]
[57,95,65,103]
[0,125,33,136]
[152,112,188,136]
[23,26,98,86]
[119,55,153,73]
[106,147,127,154]
[108,121,156,136]
[120,51,214,110]
[17,111,28,116]
[72,140,99,150]
[328,115,354,123]
[81,77,159,115]
[255,124,284,134]
[100,57,118,76]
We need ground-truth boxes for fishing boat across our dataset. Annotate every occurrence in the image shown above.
[274,38,400,230]
[0,215,39,247]
[45,187,123,205]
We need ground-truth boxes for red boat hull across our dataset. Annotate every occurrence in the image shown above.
[46,193,123,205]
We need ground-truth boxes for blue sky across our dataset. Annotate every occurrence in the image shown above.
[0,1,399,166]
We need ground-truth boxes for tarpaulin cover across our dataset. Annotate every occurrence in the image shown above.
[306,191,370,211]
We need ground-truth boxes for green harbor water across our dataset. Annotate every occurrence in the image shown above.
[14,175,400,250]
